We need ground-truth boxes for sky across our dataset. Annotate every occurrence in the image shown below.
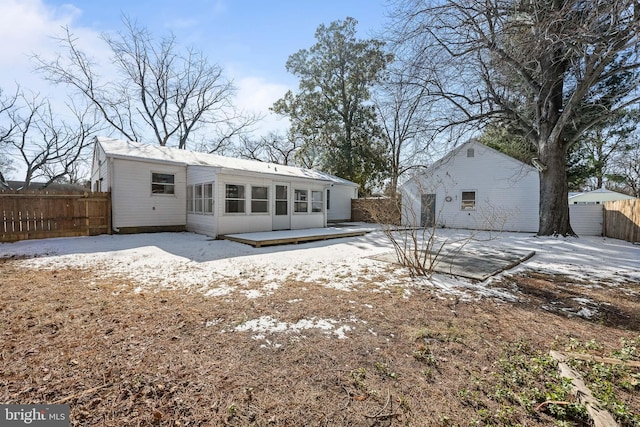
[0,0,392,139]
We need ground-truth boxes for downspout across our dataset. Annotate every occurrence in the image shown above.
[109,157,119,233]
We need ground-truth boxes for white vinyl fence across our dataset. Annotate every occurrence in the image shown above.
[569,204,603,236]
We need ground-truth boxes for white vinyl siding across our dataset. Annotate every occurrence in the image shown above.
[401,141,540,232]
[111,159,186,228]
[569,204,603,236]
[325,185,357,222]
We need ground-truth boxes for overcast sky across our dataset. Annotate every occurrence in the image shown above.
[0,0,390,137]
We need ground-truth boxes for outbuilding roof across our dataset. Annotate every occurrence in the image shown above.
[95,137,358,187]
[569,188,635,203]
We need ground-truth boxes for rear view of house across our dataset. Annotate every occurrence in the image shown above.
[90,137,358,237]
[401,140,540,232]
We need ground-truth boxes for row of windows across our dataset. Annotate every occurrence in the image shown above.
[225,184,271,214]
[185,182,325,215]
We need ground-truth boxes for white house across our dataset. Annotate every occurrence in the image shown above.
[90,137,358,237]
[401,140,540,232]
[569,188,636,204]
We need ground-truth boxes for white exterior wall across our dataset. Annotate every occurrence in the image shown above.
[92,138,359,237]
[216,173,273,235]
[327,184,358,222]
[186,165,218,237]
[111,158,187,229]
[402,142,540,232]
[569,204,603,236]
[90,144,109,192]
[290,180,328,230]
[214,174,329,236]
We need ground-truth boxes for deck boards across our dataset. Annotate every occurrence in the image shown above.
[222,226,373,248]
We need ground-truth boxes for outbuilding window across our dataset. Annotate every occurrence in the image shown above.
[294,189,308,213]
[151,173,175,195]
[461,191,476,210]
[225,184,245,213]
[251,186,269,213]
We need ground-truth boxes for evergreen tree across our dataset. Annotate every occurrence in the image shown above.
[272,18,393,194]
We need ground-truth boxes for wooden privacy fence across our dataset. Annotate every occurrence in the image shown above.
[1,190,111,243]
[603,199,640,243]
[351,197,401,225]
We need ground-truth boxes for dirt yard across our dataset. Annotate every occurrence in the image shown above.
[1,259,639,426]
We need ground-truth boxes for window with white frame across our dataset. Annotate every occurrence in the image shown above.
[187,185,193,212]
[225,184,245,213]
[251,186,269,213]
[461,191,476,210]
[203,183,213,213]
[311,191,323,212]
[151,172,175,195]
[187,183,214,214]
[294,189,308,213]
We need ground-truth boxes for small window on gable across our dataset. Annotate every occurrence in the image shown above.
[461,191,476,210]
[467,148,475,158]
[152,173,175,195]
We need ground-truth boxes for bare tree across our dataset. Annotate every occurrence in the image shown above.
[0,87,19,188]
[233,131,305,165]
[612,134,640,197]
[389,0,640,235]
[373,61,438,193]
[2,91,101,189]
[36,18,257,152]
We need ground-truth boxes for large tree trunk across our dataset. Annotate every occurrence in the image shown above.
[538,140,575,236]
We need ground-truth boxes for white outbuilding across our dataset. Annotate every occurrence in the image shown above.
[400,140,540,232]
[90,137,358,237]
[569,188,636,204]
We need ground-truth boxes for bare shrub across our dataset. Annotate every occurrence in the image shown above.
[362,186,514,277]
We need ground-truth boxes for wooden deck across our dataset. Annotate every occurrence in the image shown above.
[221,226,373,248]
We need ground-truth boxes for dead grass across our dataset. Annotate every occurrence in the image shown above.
[1,259,638,426]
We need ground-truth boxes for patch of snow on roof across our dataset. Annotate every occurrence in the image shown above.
[96,137,357,185]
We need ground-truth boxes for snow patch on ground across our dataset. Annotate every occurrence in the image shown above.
[1,228,639,303]
[232,315,357,341]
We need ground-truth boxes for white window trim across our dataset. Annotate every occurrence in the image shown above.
[294,189,309,214]
[225,183,246,215]
[151,172,176,196]
[250,185,270,214]
[461,190,477,211]
[311,190,323,213]
[188,182,214,215]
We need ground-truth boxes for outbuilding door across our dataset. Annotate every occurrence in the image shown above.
[421,194,436,227]
[272,183,291,230]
